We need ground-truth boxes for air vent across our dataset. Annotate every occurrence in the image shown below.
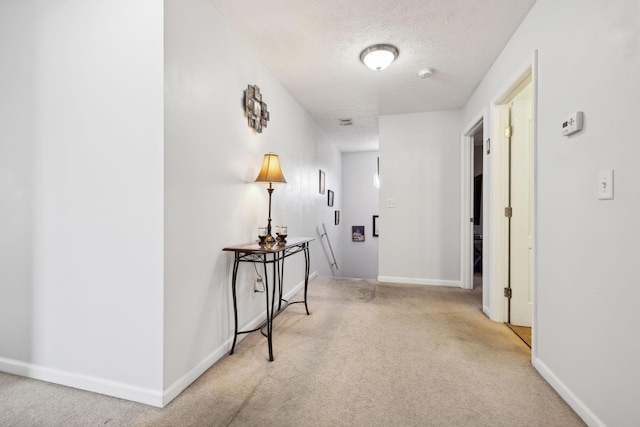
[339,118,353,126]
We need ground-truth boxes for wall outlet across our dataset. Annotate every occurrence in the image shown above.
[386,198,397,208]
[254,277,263,292]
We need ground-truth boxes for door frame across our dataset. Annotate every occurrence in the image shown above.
[460,52,538,357]
[489,51,538,360]
[460,112,486,291]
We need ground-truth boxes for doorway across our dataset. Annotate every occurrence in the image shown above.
[472,126,484,292]
[504,80,533,346]
[491,63,535,349]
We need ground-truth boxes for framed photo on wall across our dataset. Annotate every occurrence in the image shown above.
[335,210,340,225]
[352,226,365,242]
[373,215,379,237]
[327,189,334,207]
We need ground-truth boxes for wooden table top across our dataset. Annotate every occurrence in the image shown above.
[223,237,314,253]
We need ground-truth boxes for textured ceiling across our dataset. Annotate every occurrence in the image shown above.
[210,0,537,151]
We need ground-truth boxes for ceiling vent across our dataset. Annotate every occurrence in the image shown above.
[339,118,353,126]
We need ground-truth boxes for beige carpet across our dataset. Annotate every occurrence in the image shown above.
[0,277,584,426]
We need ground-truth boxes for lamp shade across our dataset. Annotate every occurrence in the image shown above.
[255,153,287,184]
[360,44,399,71]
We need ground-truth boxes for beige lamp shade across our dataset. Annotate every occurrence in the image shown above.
[255,153,287,184]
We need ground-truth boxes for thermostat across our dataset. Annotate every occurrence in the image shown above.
[561,111,583,136]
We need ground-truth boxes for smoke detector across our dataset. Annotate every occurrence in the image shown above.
[418,68,434,79]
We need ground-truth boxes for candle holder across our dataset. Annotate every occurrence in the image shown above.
[276,226,288,244]
[258,227,267,245]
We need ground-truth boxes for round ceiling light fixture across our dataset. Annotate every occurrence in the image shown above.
[360,44,399,71]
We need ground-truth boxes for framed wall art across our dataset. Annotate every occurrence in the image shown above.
[335,210,340,225]
[352,226,365,242]
[244,84,270,133]
[373,215,379,237]
[327,189,334,207]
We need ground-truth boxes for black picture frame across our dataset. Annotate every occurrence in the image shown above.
[352,226,365,242]
[327,189,334,207]
[335,210,340,225]
[373,215,379,237]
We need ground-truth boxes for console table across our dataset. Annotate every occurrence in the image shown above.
[223,237,313,361]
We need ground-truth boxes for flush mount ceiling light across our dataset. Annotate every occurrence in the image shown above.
[360,44,399,71]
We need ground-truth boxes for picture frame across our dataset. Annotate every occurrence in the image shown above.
[319,170,325,194]
[373,215,379,237]
[244,84,270,133]
[352,226,365,242]
[327,189,334,207]
[335,210,340,225]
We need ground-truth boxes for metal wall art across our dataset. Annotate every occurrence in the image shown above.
[244,84,270,133]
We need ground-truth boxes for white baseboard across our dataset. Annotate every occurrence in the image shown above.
[0,357,163,407]
[377,276,461,288]
[162,270,318,406]
[534,358,604,427]
[0,272,319,408]
[482,305,491,318]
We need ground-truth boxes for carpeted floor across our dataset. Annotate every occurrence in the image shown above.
[0,277,584,426]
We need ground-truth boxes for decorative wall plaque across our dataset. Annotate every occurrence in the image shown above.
[244,84,270,133]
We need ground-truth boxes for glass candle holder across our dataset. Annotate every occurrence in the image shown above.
[276,225,287,244]
[258,227,267,245]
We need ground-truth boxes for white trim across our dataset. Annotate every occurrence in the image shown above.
[489,53,536,323]
[482,305,490,318]
[489,52,538,365]
[162,270,317,406]
[0,357,164,407]
[530,51,539,365]
[460,110,486,291]
[377,276,460,287]
[535,358,605,427]
[0,272,318,408]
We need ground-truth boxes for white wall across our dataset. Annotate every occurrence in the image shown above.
[0,0,343,408]
[463,0,640,425]
[378,111,463,286]
[163,0,342,401]
[341,151,379,279]
[0,0,165,404]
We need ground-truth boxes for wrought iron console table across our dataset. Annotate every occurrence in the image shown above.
[223,237,313,361]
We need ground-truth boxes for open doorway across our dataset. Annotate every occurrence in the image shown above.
[503,79,533,347]
[490,56,536,351]
[472,127,484,292]
[460,113,488,315]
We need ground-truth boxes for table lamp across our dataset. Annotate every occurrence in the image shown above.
[255,153,287,244]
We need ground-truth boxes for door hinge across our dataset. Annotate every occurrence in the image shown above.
[504,126,512,138]
[470,217,474,223]
[505,206,513,218]
[504,287,512,298]
[486,138,491,154]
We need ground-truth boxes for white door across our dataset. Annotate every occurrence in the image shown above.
[508,81,533,327]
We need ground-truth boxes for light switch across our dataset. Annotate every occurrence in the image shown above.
[598,169,614,200]
[386,198,397,208]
